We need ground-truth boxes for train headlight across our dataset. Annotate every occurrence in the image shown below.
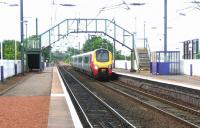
[94,65,98,70]
[108,64,112,69]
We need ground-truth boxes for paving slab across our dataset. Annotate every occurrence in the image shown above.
[3,68,52,96]
[48,67,76,128]
[48,97,75,128]
[0,67,82,128]
[113,68,200,90]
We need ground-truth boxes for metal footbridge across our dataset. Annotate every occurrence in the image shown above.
[28,18,150,71]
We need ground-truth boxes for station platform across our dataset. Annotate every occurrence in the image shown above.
[0,67,82,128]
[113,68,200,90]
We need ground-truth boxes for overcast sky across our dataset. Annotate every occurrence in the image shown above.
[0,0,200,51]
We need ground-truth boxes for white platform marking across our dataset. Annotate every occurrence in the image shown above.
[56,67,83,128]
[114,71,200,91]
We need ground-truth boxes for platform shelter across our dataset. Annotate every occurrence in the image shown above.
[150,51,180,75]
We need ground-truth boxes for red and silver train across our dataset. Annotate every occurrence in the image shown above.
[70,48,112,79]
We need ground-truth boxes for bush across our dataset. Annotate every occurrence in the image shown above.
[196,53,200,59]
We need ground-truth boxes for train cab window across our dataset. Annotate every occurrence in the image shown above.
[96,49,109,62]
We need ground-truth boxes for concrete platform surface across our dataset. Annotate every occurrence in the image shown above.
[0,67,82,128]
[48,67,82,128]
[113,68,200,90]
[3,69,52,96]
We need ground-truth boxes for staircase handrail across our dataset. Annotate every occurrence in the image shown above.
[146,39,151,62]
[134,43,139,70]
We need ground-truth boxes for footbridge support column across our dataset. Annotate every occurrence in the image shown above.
[130,34,136,72]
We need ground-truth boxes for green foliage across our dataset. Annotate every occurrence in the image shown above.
[82,36,130,60]
[114,50,131,60]
[42,46,52,61]
[115,50,124,60]
[63,47,79,63]
[51,51,68,62]
[42,45,74,63]
[67,47,79,56]
[82,36,113,53]
[40,36,131,62]
[196,53,200,59]
[2,40,21,60]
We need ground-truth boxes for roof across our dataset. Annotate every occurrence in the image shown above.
[71,48,109,58]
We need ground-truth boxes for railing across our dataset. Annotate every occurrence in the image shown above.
[146,40,151,61]
[39,18,139,71]
[26,36,40,50]
[133,39,139,70]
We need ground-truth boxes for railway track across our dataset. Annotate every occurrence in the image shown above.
[67,66,200,128]
[58,66,135,128]
[98,80,200,128]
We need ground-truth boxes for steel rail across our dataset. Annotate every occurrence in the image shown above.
[58,66,93,128]
[111,81,200,116]
[96,80,200,128]
[59,66,136,128]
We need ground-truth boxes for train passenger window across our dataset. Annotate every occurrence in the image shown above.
[78,57,82,63]
[96,49,109,62]
[84,56,89,63]
[74,58,77,62]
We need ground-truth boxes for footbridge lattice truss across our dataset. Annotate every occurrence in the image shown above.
[39,18,137,71]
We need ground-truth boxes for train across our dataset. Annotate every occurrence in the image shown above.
[70,48,112,79]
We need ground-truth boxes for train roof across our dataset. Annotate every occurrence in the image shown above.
[71,48,109,58]
[71,51,93,58]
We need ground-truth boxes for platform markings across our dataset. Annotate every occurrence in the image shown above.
[56,67,83,128]
[114,71,200,91]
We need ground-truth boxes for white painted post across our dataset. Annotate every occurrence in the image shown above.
[1,41,3,60]
[15,40,17,60]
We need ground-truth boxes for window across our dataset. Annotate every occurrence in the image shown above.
[84,56,89,63]
[96,49,109,62]
[78,57,82,63]
[74,58,77,62]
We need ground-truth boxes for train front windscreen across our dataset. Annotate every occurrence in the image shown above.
[96,49,109,62]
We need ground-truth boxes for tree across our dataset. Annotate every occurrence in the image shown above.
[64,47,79,63]
[82,36,130,60]
[42,46,52,61]
[66,47,79,56]
[82,36,113,53]
[196,52,200,59]
[2,40,21,60]
[51,51,67,62]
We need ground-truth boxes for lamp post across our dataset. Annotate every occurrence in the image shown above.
[1,41,2,60]
[24,20,28,48]
[78,42,80,54]
[164,0,167,53]
[144,21,146,48]
[20,0,24,75]
[15,40,17,60]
